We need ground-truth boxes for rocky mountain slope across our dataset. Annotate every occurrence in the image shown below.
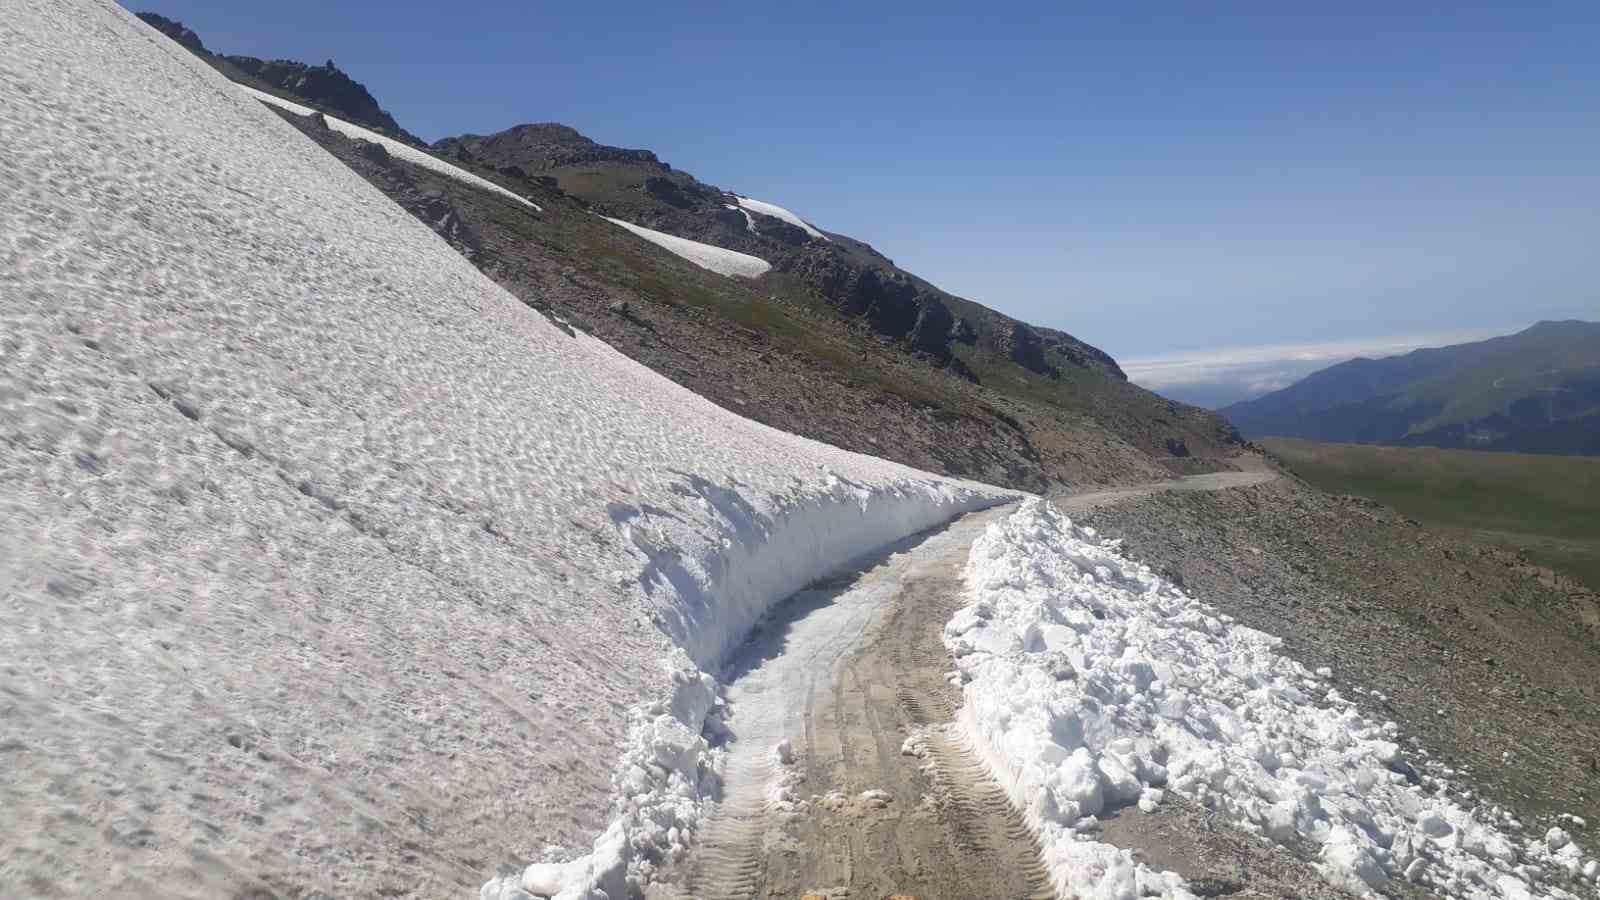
[134,12,423,145]
[1223,320,1600,454]
[135,12,1241,493]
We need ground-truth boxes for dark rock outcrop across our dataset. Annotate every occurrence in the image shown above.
[950,317,978,345]
[134,16,422,145]
[908,297,955,358]
[1035,325,1126,380]
[1001,323,1059,378]
[223,55,421,144]
[134,12,204,54]
[643,176,693,209]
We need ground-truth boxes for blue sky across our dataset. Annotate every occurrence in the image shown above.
[133,1,1600,400]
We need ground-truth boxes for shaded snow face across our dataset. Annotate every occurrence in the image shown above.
[602,216,772,278]
[241,85,541,211]
[735,196,829,241]
[952,500,1599,900]
[1,4,1004,899]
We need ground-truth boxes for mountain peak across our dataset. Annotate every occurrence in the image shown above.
[433,123,662,172]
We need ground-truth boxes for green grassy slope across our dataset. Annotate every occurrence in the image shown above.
[1263,437,1600,588]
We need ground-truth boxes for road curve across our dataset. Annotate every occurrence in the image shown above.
[648,464,1280,900]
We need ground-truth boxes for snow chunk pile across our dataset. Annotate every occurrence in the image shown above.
[734,195,829,241]
[602,216,772,278]
[239,84,542,212]
[2,4,1005,898]
[952,499,1599,900]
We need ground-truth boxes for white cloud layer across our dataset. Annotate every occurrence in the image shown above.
[1121,327,1509,408]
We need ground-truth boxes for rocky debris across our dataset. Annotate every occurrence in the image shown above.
[413,191,480,258]
[949,317,978,345]
[134,12,204,54]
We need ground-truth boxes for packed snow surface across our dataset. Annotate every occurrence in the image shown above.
[951,499,1599,900]
[601,216,772,279]
[1,3,1006,898]
[734,196,829,241]
[239,84,542,212]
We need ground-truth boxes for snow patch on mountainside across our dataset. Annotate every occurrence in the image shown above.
[952,499,1598,900]
[1,5,1006,899]
[239,84,542,212]
[724,203,758,234]
[603,216,772,278]
[735,195,828,241]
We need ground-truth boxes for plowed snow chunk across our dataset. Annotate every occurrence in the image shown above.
[603,216,771,278]
[952,499,1598,900]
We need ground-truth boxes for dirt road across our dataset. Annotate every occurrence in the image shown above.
[649,466,1309,900]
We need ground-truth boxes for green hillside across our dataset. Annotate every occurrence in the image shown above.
[1264,437,1600,589]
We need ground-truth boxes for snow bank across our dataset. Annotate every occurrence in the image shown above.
[952,499,1599,900]
[2,4,1007,898]
[239,84,542,212]
[723,203,758,234]
[735,195,829,241]
[602,216,772,278]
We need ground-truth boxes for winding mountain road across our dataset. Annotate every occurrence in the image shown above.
[648,466,1278,900]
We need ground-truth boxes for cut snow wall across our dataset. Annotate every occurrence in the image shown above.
[5,6,1013,900]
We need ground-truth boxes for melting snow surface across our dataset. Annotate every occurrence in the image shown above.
[239,84,542,212]
[953,499,1599,900]
[2,4,1007,898]
[735,195,829,241]
[602,216,772,278]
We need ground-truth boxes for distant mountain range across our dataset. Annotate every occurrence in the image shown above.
[1222,320,1600,455]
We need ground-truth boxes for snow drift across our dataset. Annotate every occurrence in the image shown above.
[241,84,542,212]
[0,4,1006,898]
[601,216,772,279]
[951,500,1599,900]
[734,195,828,241]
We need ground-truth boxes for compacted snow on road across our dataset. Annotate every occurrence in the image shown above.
[0,4,1005,898]
[953,499,1600,900]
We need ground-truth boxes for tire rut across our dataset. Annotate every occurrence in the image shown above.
[650,506,1058,900]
